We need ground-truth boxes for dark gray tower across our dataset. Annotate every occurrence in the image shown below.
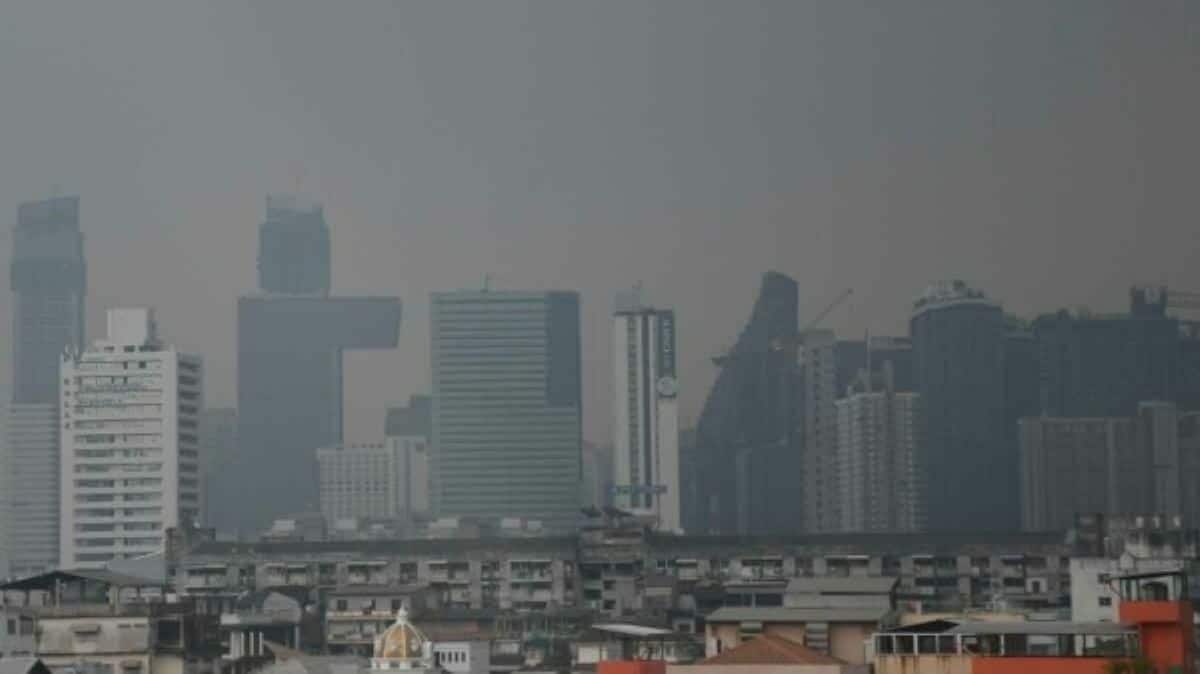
[911,281,1011,531]
[257,195,331,295]
[11,196,85,403]
[695,271,799,535]
[235,196,400,534]
[1033,291,1179,418]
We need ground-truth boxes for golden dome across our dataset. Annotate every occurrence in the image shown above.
[374,607,428,661]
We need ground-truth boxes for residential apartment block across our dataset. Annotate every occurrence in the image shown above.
[60,308,203,569]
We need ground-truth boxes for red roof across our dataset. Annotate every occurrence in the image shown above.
[700,634,844,666]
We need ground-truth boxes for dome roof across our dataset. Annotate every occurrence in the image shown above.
[374,607,428,662]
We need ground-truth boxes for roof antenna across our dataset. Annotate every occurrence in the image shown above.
[483,273,492,293]
[289,161,307,194]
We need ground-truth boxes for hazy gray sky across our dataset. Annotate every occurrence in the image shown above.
[2,1,1198,443]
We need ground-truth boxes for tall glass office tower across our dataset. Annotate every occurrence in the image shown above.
[431,290,582,531]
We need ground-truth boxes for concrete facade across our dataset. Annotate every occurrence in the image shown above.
[834,381,922,533]
[1020,403,1200,531]
[60,308,203,569]
[177,529,1072,618]
[317,442,429,524]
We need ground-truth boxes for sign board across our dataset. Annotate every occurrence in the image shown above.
[656,311,676,379]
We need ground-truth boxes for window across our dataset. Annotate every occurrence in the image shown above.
[337,599,348,611]
[1099,596,1112,607]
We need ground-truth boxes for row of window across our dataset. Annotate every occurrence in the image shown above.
[77,493,160,503]
[75,537,162,547]
[74,507,163,517]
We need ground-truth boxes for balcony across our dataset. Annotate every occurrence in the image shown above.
[184,575,228,589]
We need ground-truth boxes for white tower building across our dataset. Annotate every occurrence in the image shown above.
[611,289,680,532]
[60,308,203,569]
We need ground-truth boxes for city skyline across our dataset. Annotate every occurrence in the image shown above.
[1,2,1198,445]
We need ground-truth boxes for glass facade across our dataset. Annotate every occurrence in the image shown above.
[431,291,582,530]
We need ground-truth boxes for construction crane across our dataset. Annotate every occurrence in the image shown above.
[711,288,853,366]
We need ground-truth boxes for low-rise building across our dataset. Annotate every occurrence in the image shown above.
[0,569,221,674]
[326,586,433,655]
[574,624,699,666]
[872,570,1193,674]
[220,589,306,674]
[174,529,1075,620]
[703,606,885,666]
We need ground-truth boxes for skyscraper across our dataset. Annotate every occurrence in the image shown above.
[3,195,86,575]
[834,365,923,532]
[911,281,1011,531]
[1034,291,1179,418]
[695,272,799,535]
[431,290,582,530]
[60,308,202,569]
[236,196,401,534]
[11,196,86,405]
[611,292,680,532]
[800,333,912,533]
[258,194,331,296]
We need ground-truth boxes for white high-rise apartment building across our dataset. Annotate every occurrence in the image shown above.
[60,308,202,569]
[611,291,680,532]
[834,366,923,532]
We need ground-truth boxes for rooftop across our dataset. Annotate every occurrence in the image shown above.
[589,624,676,638]
[705,606,888,624]
[697,634,843,666]
[0,568,165,592]
[885,618,1135,636]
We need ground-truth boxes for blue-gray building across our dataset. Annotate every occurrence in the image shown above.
[10,196,85,404]
[235,196,400,535]
[4,196,85,575]
[694,272,800,535]
[911,281,1012,532]
[1033,288,1180,418]
[430,290,582,531]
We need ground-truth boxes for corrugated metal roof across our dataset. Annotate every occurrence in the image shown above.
[590,623,675,637]
[886,619,1135,636]
[0,569,163,592]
